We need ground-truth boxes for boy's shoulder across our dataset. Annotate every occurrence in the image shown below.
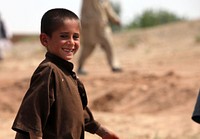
[32,59,58,77]
[38,58,60,70]
[35,58,69,76]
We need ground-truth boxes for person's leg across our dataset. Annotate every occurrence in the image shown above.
[100,26,122,72]
[78,41,96,75]
[78,23,99,75]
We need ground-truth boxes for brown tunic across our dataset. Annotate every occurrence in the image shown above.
[12,52,100,139]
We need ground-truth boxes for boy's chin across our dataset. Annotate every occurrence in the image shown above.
[63,56,73,61]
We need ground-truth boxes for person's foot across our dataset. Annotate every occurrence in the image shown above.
[112,67,122,72]
[77,68,88,75]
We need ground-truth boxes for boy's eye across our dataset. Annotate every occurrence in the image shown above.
[73,34,79,40]
[60,33,79,40]
[60,34,69,38]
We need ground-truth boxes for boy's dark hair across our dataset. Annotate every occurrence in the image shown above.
[41,8,79,37]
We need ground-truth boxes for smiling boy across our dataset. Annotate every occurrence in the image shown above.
[12,8,119,139]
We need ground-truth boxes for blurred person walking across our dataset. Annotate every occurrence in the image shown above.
[77,0,122,75]
[0,13,12,60]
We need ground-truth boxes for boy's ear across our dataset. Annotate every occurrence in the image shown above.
[40,33,48,47]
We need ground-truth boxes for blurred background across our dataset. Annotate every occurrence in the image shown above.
[0,0,199,34]
[0,0,200,139]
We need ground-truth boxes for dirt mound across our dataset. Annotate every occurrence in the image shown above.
[86,71,196,114]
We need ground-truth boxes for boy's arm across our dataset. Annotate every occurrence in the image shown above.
[84,107,120,139]
[29,132,42,139]
[103,0,121,25]
[84,107,101,133]
[96,126,120,139]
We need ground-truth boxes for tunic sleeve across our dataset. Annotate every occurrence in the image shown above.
[12,64,55,137]
[84,106,100,134]
[104,0,120,24]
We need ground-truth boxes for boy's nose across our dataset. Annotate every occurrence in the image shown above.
[67,38,75,45]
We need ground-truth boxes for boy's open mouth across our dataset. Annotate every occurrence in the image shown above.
[62,48,74,53]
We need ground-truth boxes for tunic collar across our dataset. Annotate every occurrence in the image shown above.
[45,52,74,73]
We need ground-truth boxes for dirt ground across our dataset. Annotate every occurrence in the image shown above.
[1,20,200,139]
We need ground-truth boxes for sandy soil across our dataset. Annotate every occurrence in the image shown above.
[1,20,200,139]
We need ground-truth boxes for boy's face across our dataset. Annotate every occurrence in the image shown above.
[40,19,80,61]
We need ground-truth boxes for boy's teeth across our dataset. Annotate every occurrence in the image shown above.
[63,48,72,52]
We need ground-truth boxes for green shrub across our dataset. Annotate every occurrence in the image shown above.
[126,9,185,29]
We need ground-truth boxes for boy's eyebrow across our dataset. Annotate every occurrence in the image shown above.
[60,32,80,34]
[60,32,69,34]
[74,33,80,36]
[59,32,80,37]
